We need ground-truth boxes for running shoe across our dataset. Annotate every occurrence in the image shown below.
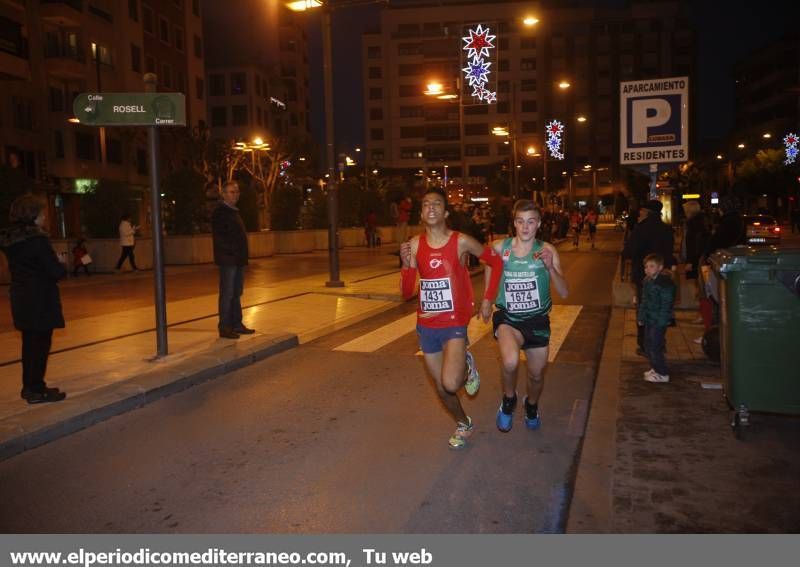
[464,350,480,396]
[644,372,670,383]
[496,395,517,432]
[643,368,656,378]
[448,417,474,449]
[523,396,541,430]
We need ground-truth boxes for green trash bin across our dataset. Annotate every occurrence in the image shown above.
[710,246,800,436]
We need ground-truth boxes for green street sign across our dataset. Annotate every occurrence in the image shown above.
[73,92,186,126]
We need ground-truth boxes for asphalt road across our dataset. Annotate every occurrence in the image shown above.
[0,232,621,533]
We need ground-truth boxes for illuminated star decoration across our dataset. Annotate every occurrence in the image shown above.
[461,24,497,104]
[462,57,491,86]
[784,133,798,165]
[279,159,292,176]
[545,120,565,160]
[462,24,496,59]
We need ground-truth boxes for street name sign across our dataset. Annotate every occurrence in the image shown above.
[619,76,689,165]
[73,92,186,126]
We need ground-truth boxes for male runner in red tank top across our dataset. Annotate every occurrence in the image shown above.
[400,188,502,448]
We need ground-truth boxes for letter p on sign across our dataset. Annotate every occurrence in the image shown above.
[631,98,671,144]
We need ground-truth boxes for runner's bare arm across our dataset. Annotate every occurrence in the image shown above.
[400,236,420,300]
[459,234,503,321]
[540,242,568,298]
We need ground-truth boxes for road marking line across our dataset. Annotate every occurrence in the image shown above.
[333,312,417,352]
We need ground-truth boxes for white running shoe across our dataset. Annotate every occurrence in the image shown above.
[644,372,670,383]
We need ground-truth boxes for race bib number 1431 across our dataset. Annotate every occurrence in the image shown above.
[420,278,454,312]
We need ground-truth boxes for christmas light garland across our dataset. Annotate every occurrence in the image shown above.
[545,120,565,160]
[784,133,798,165]
[462,24,496,104]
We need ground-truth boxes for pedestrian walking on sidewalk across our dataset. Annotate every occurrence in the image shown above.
[0,194,67,404]
[638,253,676,383]
[212,181,255,340]
[586,208,598,249]
[486,200,569,433]
[400,187,503,449]
[72,238,92,276]
[114,213,139,272]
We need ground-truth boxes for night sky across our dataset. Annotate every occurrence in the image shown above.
[305,0,799,159]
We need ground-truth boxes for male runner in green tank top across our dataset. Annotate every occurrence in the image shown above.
[485,200,569,431]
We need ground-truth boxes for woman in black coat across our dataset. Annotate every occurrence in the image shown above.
[0,194,67,403]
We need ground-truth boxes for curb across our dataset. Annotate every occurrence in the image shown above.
[0,333,298,462]
[565,306,624,533]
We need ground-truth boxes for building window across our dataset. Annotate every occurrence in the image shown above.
[498,59,509,72]
[195,77,204,100]
[400,147,424,159]
[232,105,247,126]
[520,37,536,49]
[521,100,537,113]
[48,86,64,112]
[193,35,202,58]
[464,105,488,115]
[497,101,509,114]
[211,106,226,127]
[176,70,185,92]
[174,26,184,52]
[256,107,262,126]
[255,76,261,96]
[521,121,537,133]
[370,128,384,141]
[520,79,537,92]
[367,45,381,58]
[92,43,113,66]
[399,106,423,118]
[369,87,382,100]
[142,4,154,35]
[520,58,536,71]
[130,44,141,72]
[159,17,170,44]
[209,74,225,96]
[54,131,64,159]
[230,72,246,95]
[128,0,138,21]
[192,0,199,16]
[161,62,171,88]
[145,55,155,73]
[371,149,384,161]
[106,137,123,164]
[12,97,33,130]
[75,131,96,160]
[369,107,383,120]
[368,66,382,79]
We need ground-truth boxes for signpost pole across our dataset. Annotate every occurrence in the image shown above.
[144,73,168,357]
[649,163,658,200]
[323,8,343,287]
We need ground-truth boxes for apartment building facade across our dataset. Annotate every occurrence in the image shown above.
[202,0,310,144]
[0,0,206,237]
[362,0,694,203]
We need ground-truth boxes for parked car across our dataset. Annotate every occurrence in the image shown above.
[743,214,781,245]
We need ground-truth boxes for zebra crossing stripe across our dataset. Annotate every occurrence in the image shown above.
[333,313,418,352]
[334,305,583,360]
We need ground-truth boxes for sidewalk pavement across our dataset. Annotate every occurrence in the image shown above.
[567,308,800,533]
[0,248,406,460]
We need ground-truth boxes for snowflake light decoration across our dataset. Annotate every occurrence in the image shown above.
[784,132,798,165]
[545,120,565,160]
[461,24,496,104]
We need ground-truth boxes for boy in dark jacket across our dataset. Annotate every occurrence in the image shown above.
[638,253,676,383]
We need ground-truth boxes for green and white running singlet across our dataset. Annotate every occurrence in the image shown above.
[495,238,552,321]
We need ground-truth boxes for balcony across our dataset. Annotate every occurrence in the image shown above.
[0,50,30,80]
[44,42,85,79]
[40,0,83,27]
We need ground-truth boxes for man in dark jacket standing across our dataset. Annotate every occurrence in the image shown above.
[212,181,254,339]
[0,194,67,403]
[624,199,675,351]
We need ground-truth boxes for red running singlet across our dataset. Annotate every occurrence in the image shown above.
[416,231,473,328]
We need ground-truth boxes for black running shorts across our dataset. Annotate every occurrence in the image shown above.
[492,310,550,350]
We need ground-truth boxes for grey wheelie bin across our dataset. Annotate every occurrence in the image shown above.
[710,246,800,438]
